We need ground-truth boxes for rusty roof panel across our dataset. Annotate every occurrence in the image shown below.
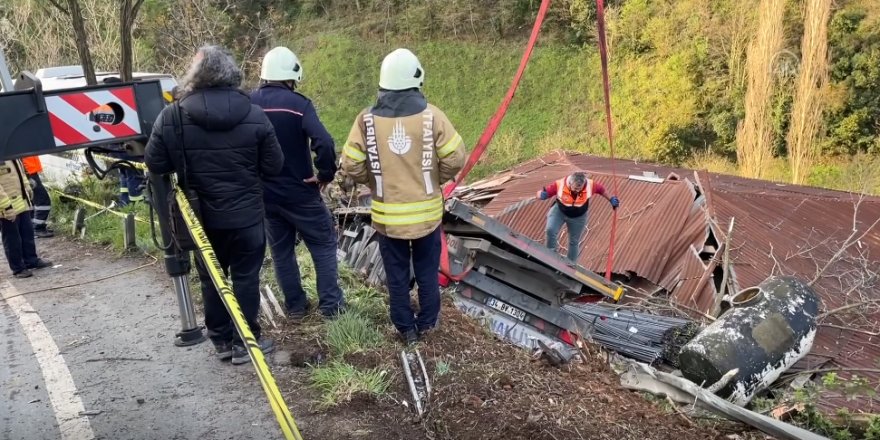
[488,171,701,285]
[465,151,880,414]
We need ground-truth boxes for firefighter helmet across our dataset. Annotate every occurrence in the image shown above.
[260,46,303,82]
[379,48,424,91]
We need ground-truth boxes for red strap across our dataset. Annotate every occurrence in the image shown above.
[596,0,618,281]
[442,0,552,199]
[440,0,551,280]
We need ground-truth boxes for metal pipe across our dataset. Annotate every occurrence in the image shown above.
[172,274,199,331]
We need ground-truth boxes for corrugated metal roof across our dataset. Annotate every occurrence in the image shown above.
[461,151,880,414]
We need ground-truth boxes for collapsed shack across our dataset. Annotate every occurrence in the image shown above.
[453,151,880,418]
[332,150,880,434]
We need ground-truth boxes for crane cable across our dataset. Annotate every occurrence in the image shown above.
[439,0,552,281]
[595,0,619,281]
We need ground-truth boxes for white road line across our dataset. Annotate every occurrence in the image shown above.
[1,281,95,440]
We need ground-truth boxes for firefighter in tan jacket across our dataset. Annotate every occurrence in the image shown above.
[0,160,52,278]
[342,48,466,344]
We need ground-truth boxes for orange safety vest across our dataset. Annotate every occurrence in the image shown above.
[21,156,43,175]
[555,177,592,207]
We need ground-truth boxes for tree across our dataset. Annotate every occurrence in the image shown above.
[48,0,97,85]
[736,0,785,179]
[119,0,145,81]
[787,0,832,185]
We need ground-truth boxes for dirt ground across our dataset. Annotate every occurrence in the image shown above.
[3,237,761,439]
[269,300,761,440]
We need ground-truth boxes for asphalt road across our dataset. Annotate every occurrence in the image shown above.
[0,237,280,440]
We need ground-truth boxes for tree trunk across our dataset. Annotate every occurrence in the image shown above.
[119,0,145,82]
[120,0,133,81]
[67,0,97,85]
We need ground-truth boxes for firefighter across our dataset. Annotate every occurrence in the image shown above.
[251,46,346,320]
[342,48,466,344]
[101,77,146,206]
[0,159,52,278]
[21,156,54,238]
[536,171,619,262]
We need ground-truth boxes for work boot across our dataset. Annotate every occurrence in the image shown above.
[231,338,276,365]
[321,305,346,320]
[400,329,419,346]
[417,325,437,341]
[34,228,55,238]
[28,259,53,270]
[214,341,234,361]
[287,309,308,323]
[13,269,33,279]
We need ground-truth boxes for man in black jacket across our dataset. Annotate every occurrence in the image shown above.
[145,45,284,365]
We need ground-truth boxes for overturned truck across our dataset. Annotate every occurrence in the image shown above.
[335,196,700,364]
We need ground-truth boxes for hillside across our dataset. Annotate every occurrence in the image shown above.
[1,0,879,186]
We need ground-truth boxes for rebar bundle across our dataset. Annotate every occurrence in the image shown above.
[562,304,698,365]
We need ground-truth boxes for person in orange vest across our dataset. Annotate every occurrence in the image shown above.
[536,171,619,262]
[21,156,54,238]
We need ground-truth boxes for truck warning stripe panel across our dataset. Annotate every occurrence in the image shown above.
[46,87,142,147]
[108,87,137,110]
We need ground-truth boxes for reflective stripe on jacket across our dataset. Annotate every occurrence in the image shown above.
[342,103,465,239]
[555,177,593,208]
[0,160,33,217]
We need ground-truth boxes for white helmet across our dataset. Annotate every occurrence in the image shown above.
[260,46,303,82]
[379,48,424,91]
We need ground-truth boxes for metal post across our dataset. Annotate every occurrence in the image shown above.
[0,50,14,93]
[147,171,205,347]
[123,212,136,250]
[73,208,86,235]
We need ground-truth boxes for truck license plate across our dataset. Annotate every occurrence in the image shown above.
[485,297,526,321]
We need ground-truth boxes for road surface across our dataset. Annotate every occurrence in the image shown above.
[1,237,279,440]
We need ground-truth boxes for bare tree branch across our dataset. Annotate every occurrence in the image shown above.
[818,298,880,321]
[47,0,69,15]
[810,202,880,285]
[820,323,880,337]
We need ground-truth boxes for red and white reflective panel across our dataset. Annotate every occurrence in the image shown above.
[45,87,142,147]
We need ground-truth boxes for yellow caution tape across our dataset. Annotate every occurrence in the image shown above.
[51,190,150,224]
[174,190,303,440]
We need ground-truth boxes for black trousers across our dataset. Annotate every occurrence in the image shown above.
[27,173,51,230]
[195,221,266,346]
[1,212,39,274]
[377,227,442,334]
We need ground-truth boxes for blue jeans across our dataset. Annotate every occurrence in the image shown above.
[1,212,39,274]
[545,204,588,262]
[378,227,442,334]
[265,200,345,316]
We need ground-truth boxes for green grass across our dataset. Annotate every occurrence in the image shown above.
[48,174,159,255]
[282,33,611,181]
[310,361,391,408]
[325,310,384,357]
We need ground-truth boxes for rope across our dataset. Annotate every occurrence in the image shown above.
[596,0,619,281]
[439,0,551,281]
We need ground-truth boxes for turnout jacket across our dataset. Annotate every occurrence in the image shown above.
[0,160,33,218]
[342,90,466,240]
